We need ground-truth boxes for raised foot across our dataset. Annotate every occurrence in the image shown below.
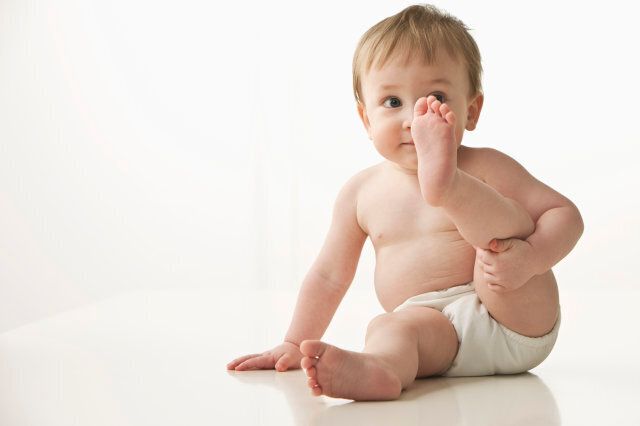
[299,340,402,401]
[412,95,459,206]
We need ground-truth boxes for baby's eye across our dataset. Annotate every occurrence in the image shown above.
[431,93,445,103]
[382,97,402,108]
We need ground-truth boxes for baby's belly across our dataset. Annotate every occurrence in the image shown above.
[373,232,476,312]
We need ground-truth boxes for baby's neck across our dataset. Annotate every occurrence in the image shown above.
[386,161,417,175]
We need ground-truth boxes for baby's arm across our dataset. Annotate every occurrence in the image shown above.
[480,148,584,274]
[227,175,367,371]
[523,195,584,275]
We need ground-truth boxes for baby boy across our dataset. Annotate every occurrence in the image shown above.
[227,4,583,401]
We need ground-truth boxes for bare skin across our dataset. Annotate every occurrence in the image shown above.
[300,306,458,400]
[227,54,583,401]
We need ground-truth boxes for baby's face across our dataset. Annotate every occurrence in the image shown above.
[358,52,482,171]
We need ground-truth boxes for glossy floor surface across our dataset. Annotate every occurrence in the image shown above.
[1,287,639,425]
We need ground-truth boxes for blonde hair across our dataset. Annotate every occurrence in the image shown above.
[352,4,483,104]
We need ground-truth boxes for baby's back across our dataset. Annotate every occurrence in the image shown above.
[356,147,484,311]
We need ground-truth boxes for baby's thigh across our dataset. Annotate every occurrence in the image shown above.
[473,266,559,338]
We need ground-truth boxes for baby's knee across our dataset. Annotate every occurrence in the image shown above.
[366,307,438,338]
[365,310,414,337]
[365,312,392,335]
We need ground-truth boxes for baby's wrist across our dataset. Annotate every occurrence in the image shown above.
[284,339,301,348]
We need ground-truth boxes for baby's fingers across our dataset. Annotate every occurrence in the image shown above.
[275,353,291,372]
[227,353,260,370]
[276,353,302,371]
[234,354,276,371]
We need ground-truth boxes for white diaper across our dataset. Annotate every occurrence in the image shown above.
[394,282,561,377]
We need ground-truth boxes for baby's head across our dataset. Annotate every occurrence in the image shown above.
[353,4,484,169]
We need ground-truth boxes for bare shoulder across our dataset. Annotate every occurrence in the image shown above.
[459,146,534,192]
[459,146,518,180]
[339,163,384,196]
[458,146,578,223]
[354,162,385,181]
[456,146,490,180]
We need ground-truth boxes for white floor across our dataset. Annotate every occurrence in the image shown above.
[1,287,639,425]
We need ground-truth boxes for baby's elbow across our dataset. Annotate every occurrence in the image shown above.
[563,199,584,238]
[573,205,585,238]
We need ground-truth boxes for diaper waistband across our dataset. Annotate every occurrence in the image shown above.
[393,282,476,313]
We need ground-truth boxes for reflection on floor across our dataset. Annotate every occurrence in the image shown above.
[228,369,560,426]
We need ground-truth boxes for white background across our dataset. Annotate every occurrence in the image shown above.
[1,0,639,333]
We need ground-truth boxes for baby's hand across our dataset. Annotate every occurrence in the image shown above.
[475,238,537,293]
[226,341,303,372]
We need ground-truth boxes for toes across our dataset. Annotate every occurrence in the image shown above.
[425,95,436,110]
[300,340,326,359]
[307,378,322,396]
[301,356,318,370]
[413,97,429,118]
[444,110,456,125]
[429,98,442,116]
[304,365,317,379]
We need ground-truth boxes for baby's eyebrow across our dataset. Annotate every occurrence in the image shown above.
[380,78,452,90]
[427,77,452,86]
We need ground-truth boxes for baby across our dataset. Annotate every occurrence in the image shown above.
[227,4,583,401]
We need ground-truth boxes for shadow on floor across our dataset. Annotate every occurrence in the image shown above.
[227,370,560,425]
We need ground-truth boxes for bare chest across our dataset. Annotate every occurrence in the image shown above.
[358,153,486,247]
[358,170,457,249]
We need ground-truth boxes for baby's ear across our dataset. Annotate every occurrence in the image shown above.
[465,93,484,131]
[357,101,373,140]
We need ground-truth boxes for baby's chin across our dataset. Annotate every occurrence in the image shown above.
[398,156,419,170]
